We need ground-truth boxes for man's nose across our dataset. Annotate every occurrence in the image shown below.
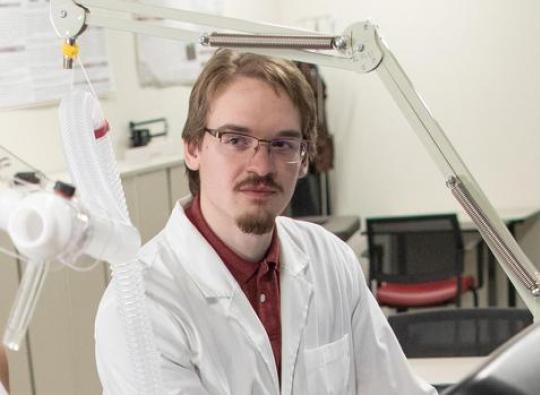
[247,142,276,175]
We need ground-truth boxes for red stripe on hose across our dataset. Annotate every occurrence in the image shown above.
[94,121,110,139]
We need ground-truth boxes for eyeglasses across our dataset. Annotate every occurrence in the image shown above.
[204,127,308,164]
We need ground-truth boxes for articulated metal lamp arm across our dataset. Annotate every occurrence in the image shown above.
[369,27,540,320]
[50,1,540,319]
[50,0,361,70]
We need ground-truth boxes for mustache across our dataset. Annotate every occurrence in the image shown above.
[234,174,283,193]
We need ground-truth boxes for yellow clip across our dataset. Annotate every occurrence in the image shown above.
[62,42,80,59]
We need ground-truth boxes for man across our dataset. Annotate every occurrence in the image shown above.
[96,49,436,394]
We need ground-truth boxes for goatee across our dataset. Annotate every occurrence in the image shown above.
[236,208,275,235]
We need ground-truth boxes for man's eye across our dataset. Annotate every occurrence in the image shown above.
[271,140,297,150]
[223,134,250,147]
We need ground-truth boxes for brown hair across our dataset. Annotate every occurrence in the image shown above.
[182,48,318,195]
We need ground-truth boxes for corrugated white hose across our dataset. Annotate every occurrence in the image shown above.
[59,89,163,394]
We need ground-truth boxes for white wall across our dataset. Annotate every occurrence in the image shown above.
[277,0,540,217]
[0,0,281,174]
[2,0,539,226]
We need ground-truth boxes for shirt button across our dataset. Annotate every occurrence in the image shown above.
[260,293,266,303]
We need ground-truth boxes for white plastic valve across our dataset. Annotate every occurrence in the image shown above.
[8,191,79,261]
[0,188,24,231]
[85,215,141,263]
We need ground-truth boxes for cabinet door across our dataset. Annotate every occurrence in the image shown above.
[27,257,107,395]
[126,170,171,244]
[121,165,188,246]
[168,164,190,209]
[122,176,140,230]
[0,233,33,395]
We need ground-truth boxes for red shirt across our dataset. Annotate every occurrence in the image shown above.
[185,196,282,380]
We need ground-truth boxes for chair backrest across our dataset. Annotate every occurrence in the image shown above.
[388,308,533,358]
[366,214,464,284]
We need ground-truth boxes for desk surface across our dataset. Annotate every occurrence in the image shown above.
[458,206,539,231]
[409,356,487,385]
[363,207,539,233]
[296,215,360,241]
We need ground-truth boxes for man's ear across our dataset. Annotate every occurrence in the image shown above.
[298,158,309,179]
[183,139,201,171]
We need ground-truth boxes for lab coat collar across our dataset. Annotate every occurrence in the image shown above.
[164,197,312,299]
[164,198,314,394]
[275,216,310,277]
[164,196,237,299]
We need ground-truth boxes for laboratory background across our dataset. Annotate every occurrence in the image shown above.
[1,0,540,394]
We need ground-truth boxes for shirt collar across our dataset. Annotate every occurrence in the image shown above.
[185,194,280,284]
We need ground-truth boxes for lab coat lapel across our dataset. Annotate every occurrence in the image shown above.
[227,290,280,391]
[277,220,313,395]
[165,199,280,392]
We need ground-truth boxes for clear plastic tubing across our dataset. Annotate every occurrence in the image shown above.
[3,191,77,350]
[3,260,49,351]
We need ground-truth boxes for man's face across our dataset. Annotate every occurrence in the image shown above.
[185,76,307,235]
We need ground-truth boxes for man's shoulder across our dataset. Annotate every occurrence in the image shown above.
[138,230,168,265]
[276,215,349,250]
[276,216,358,274]
[95,230,177,325]
[277,217,366,306]
[277,215,328,234]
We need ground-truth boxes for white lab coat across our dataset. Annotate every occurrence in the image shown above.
[95,197,436,395]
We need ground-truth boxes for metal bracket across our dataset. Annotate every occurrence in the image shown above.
[50,0,87,39]
[342,21,384,72]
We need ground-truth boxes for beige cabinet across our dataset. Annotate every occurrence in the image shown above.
[123,169,171,244]
[0,161,188,394]
[123,163,190,243]
[168,165,190,208]
[27,258,107,395]
[0,234,33,395]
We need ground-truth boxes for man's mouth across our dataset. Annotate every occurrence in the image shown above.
[234,174,283,196]
[238,187,277,196]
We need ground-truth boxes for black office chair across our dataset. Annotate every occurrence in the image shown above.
[388,308,533,358]
[366,214,478,310]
